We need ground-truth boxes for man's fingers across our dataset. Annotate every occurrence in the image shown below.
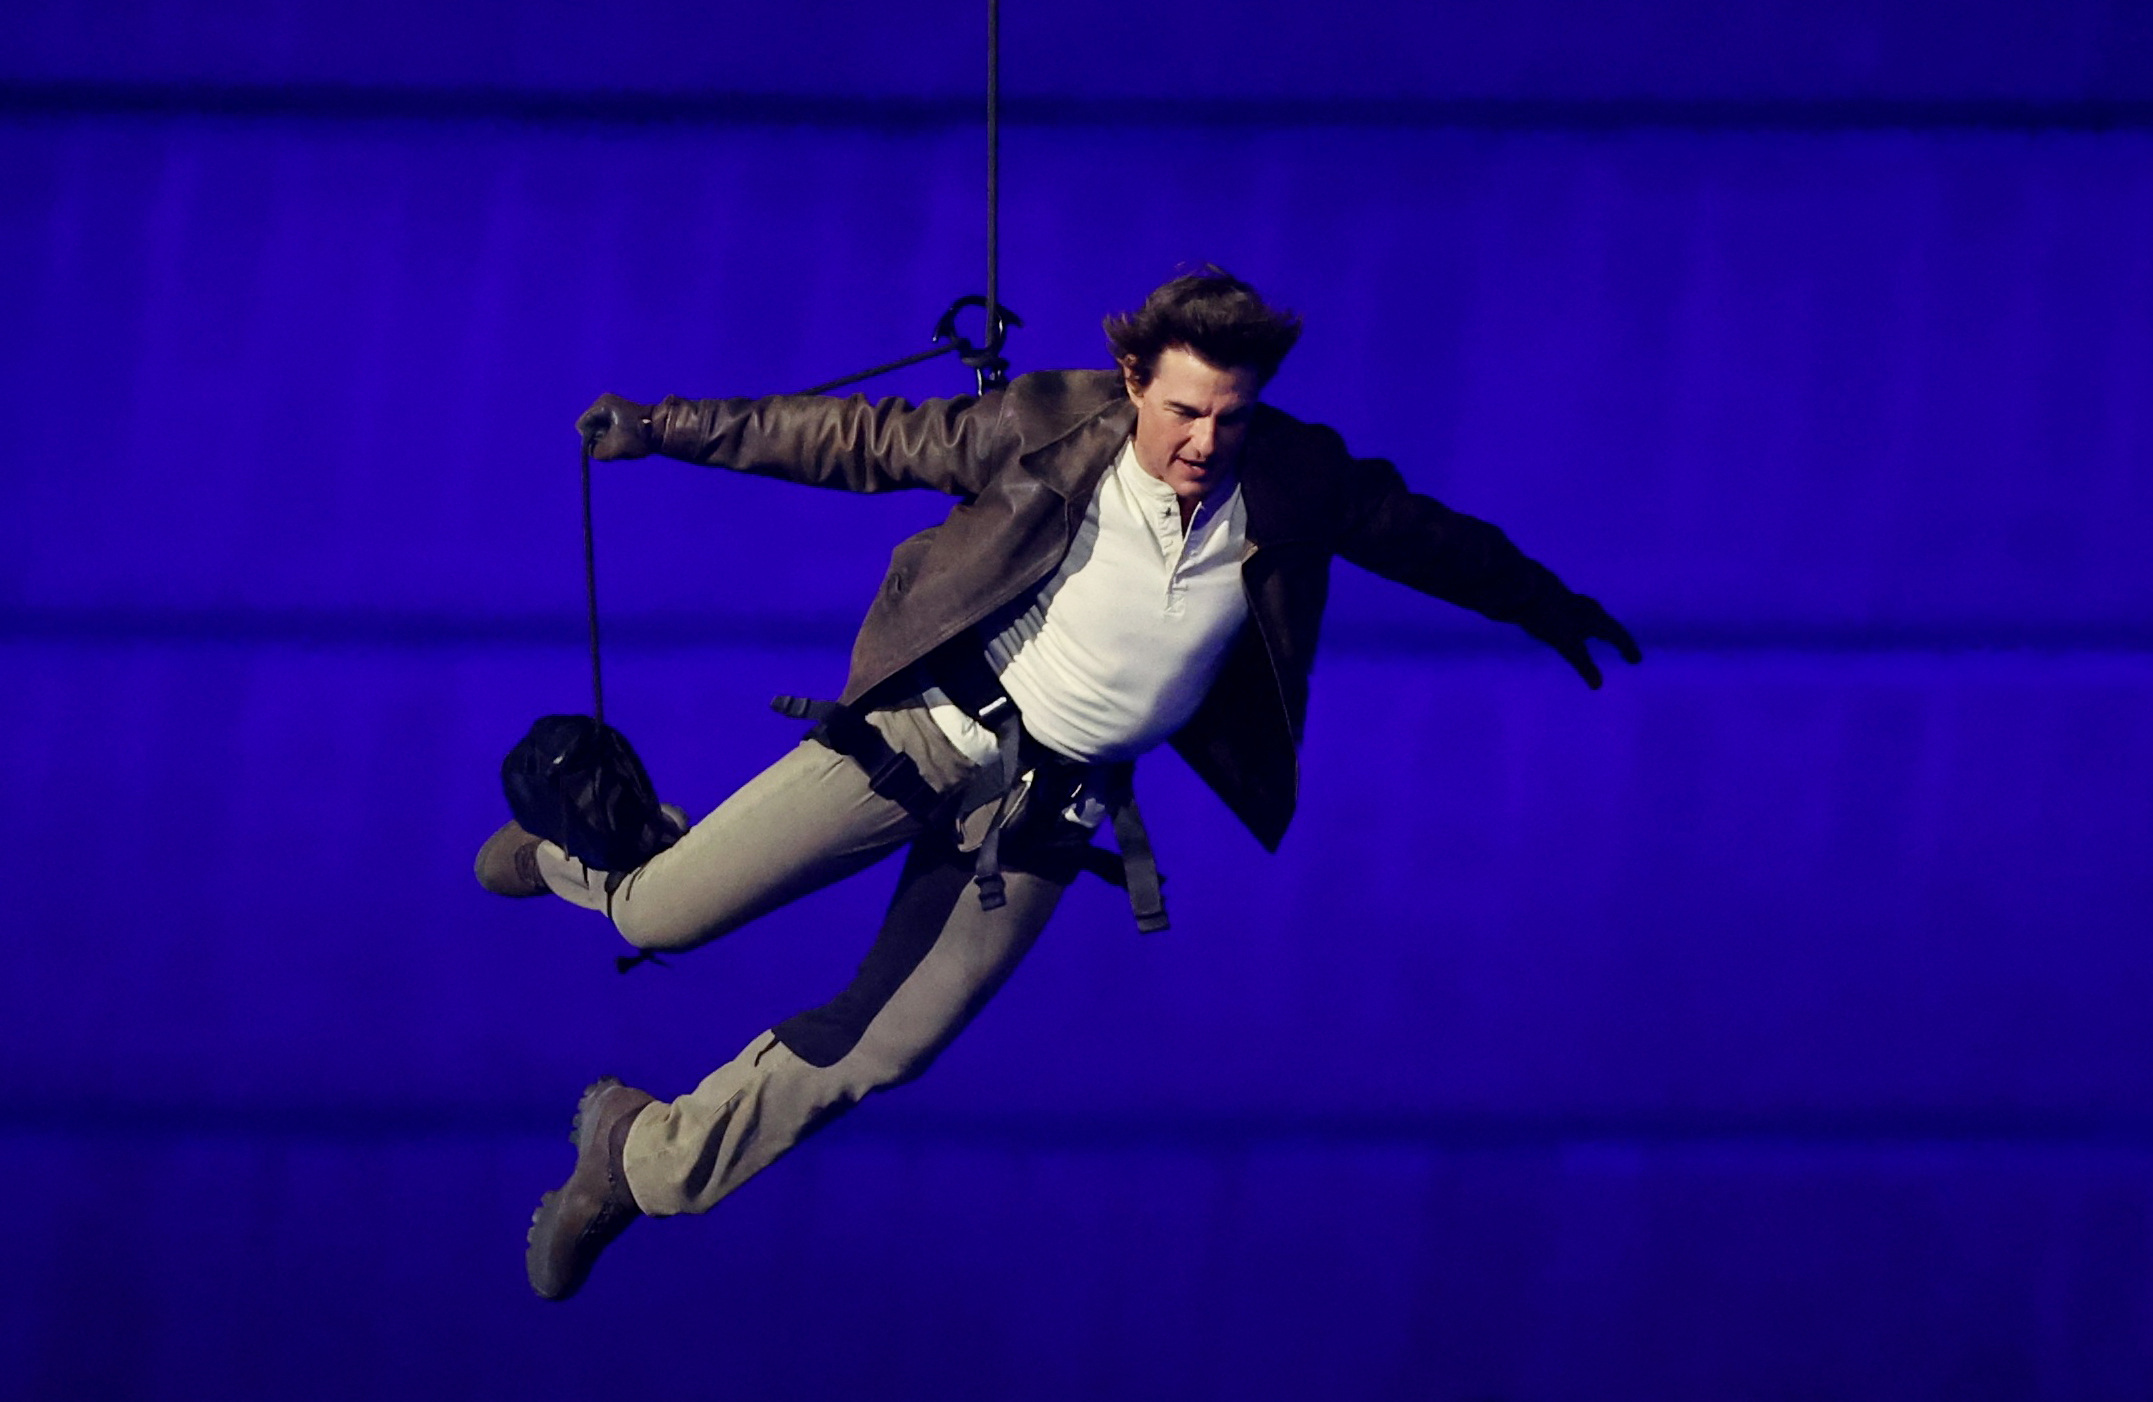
[1530,596,1637,688]
[1560,638,1604,690]
[575,397,623,441]
[575,394,655,460]
[1579,597,1643,666]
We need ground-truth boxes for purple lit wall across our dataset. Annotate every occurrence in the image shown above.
[5,4,2151,1399]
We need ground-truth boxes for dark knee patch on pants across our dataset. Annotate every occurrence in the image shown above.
[772,822,1096,1069]
[773,837,977,1068]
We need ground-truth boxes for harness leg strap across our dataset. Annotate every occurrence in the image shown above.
[1106,789,1169,934]
[970,708,1024,911]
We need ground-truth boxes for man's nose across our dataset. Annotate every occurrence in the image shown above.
[1187,416,1215,457]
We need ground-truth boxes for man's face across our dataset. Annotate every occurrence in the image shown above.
[1123,345,1262,506]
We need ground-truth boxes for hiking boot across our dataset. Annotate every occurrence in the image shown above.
[526,1076,656,1301]
[474,819,549,897]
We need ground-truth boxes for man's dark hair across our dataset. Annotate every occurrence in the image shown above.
[1104,266,1303,388]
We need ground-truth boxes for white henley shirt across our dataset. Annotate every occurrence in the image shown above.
[926,436,1250,768]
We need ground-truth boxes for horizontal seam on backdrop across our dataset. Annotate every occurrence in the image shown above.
[5,609,2153,658]
[5,82,2153,132]
[11,1103,2153,1152]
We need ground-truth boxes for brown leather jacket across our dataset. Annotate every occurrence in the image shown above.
[653,368,1576,850]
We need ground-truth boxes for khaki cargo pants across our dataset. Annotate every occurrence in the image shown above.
[535,702,1091,1216]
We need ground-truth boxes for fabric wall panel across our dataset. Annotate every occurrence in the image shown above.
[9,1,2151,103]
[9,643,2146,1126]
[0,118,986,622]
[9,1129,2150,1402]
[9,43,2153,1399]
[5,120,2147,637]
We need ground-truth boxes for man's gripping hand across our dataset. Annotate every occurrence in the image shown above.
[576,394,659,460]
[1525,593,1643,690]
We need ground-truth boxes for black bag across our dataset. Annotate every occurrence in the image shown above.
[500,714,683,873]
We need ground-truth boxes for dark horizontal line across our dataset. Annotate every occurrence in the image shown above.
[2,607,2149,659]
[869,1111,2153,1154]
[1320,619,2153,658]
[0,606,860,654]
[4,81,2151,132]
[7,1101,2153,1153]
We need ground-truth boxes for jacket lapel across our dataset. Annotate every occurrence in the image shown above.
[1018,394,1135,504]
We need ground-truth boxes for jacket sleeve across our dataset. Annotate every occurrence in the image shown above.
[650,389,1010,497]
[1327,443,1575,628]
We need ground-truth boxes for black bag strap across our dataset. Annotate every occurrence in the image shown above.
[579,436,606,724]
[771,695,948,824]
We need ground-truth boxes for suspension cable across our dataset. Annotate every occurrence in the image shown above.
[986,0,999,361]
[799,0,1013,397]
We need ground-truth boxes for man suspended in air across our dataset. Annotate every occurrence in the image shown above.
[475,267,1641,1300]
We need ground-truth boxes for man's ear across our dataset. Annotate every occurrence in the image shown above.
[1119,355,1144,402]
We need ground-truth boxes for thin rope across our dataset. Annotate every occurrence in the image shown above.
[797,339,962,396]
[986,0,999,347]
[580,437,605,725]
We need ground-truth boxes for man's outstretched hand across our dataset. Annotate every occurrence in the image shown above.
[1526,594,1643,690]
[576,394,658,460]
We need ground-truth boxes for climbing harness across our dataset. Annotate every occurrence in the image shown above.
[773,630,1172,935]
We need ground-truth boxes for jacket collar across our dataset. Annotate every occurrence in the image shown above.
[1017,386,1136,501]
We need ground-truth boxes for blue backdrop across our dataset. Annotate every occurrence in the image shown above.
[6,3,2151,1399]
